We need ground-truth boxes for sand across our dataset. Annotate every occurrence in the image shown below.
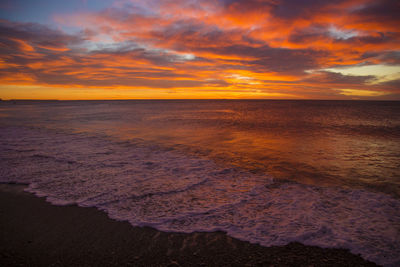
[0,184,378,266]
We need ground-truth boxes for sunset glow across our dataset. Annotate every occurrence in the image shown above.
[0,0,399,100]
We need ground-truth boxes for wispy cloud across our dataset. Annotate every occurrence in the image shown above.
[0,0,399,99]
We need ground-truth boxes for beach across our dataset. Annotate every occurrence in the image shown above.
[0,184,377,266]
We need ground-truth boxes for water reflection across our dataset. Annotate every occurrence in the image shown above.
[1,100,399,195]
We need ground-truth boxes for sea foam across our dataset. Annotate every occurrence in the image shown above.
[1,126,399,266]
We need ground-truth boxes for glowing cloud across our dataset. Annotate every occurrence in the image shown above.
[0,0,399,99]
[338,89,388,97]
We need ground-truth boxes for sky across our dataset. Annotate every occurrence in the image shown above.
[0,0,399,100]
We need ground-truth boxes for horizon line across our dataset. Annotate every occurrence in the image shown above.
[1,98,398,101]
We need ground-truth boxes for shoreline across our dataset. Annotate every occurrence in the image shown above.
[0,184,378,266]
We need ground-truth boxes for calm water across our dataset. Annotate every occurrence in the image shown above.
[1,100,400,265]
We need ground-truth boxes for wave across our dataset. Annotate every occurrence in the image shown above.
[1,126,399,266]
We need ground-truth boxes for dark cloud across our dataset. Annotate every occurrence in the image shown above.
[379,51,400,64]
[379,78,400,90]
[197,44,326,74]
[303,71,377,85]
[270,0,337,19]
[86,42,197,66]
[336,32,400,45]
[148,20,242,50]
[221,0,345,19]
[0,20,80,72]
[288,24,328,43]
[219,0,274,13]
[353,0,400,25]
[358,51,400,65]
[289,24,400,46]
[0,19,85,49]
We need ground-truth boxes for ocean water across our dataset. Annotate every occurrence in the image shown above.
[1,100,399,265]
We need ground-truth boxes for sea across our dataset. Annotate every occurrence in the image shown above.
[0,100,399,266]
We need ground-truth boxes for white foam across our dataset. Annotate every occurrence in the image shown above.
[1,126,399,266]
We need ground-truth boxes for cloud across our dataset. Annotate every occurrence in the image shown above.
[0,0,399,99]
[352,0,400,28]
[0,19,85,51]
[304,71,376,86]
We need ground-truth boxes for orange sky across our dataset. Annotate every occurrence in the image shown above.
[0,0,399,100]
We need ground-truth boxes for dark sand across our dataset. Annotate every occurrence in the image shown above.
[0,184,378,266]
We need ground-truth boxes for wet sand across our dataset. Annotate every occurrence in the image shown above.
[0,184,377,266]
